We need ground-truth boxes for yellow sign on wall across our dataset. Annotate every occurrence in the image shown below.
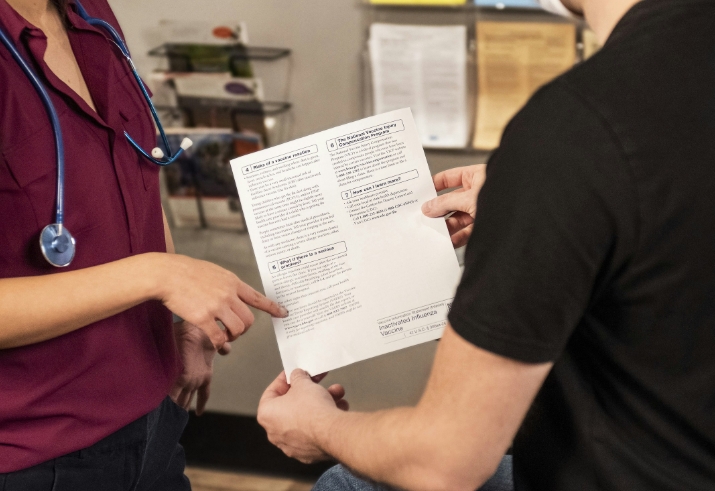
[473,21,577,150]
[368,0,467,5]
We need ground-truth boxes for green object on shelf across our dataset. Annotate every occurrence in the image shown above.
[149,43,292,77]
[149,43,254,77]
[183,44,253,77]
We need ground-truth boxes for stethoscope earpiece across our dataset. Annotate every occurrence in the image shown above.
[40,224,76,268]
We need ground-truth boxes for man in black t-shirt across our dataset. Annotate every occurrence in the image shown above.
[256,0,715,490]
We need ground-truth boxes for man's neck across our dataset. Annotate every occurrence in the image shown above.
[577,0,642,45]
[5,0,54,27]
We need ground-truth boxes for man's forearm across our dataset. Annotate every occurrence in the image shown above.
[306,328,533,491]
[316,407,434,489]
[260,329,550,490]
[314,406,491,491]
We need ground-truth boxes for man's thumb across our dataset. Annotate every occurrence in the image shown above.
[290,369,311,385]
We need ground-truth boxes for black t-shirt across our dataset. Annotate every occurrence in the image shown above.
[448,1,715,489]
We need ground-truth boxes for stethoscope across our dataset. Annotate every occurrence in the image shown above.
[0,0,192,267]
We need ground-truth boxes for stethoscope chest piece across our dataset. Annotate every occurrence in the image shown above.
[40,224,76,268]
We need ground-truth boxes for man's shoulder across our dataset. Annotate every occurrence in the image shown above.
[553,5,715,138]
[554,44,640,115]
[493,72,634,217]
[501,75,614,158]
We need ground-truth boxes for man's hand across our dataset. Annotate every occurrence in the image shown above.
[152,253,288,351]
[170,321,230,414]
[422,165,487,248]
[258,369,349,464]
[258,328,551,491]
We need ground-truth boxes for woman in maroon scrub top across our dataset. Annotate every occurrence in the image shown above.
[0,0,287,489]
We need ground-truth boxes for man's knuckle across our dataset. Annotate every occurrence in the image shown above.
[210,332,224,346]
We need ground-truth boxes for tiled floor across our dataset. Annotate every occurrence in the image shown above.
[186,467,313,491]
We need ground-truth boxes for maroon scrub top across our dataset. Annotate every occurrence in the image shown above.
[0,0,181,472]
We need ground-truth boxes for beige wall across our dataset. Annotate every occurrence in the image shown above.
[109,0,366,140]
[108,0,477,416]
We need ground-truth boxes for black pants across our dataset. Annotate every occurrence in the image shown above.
[0,397,191,491]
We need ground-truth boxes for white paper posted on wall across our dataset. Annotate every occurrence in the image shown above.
[231,108,461,380]
[369,24,469,149]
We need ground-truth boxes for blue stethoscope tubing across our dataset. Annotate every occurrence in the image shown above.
[0,0,192,267]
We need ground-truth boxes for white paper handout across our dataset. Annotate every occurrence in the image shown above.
[369,24,469,149]
[231,109,461,379]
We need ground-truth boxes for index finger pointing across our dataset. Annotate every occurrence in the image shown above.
[238,283,288,318]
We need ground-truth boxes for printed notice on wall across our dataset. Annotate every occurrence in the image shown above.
[473,21,576,150]
[231,108,461,380]
[369,23,469,149]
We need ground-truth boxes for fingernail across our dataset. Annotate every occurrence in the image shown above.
[279,306,289,317]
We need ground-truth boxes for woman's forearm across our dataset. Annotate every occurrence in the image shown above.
[162,207,176,254]
[0,253,163,349]
[0,236,287,351]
